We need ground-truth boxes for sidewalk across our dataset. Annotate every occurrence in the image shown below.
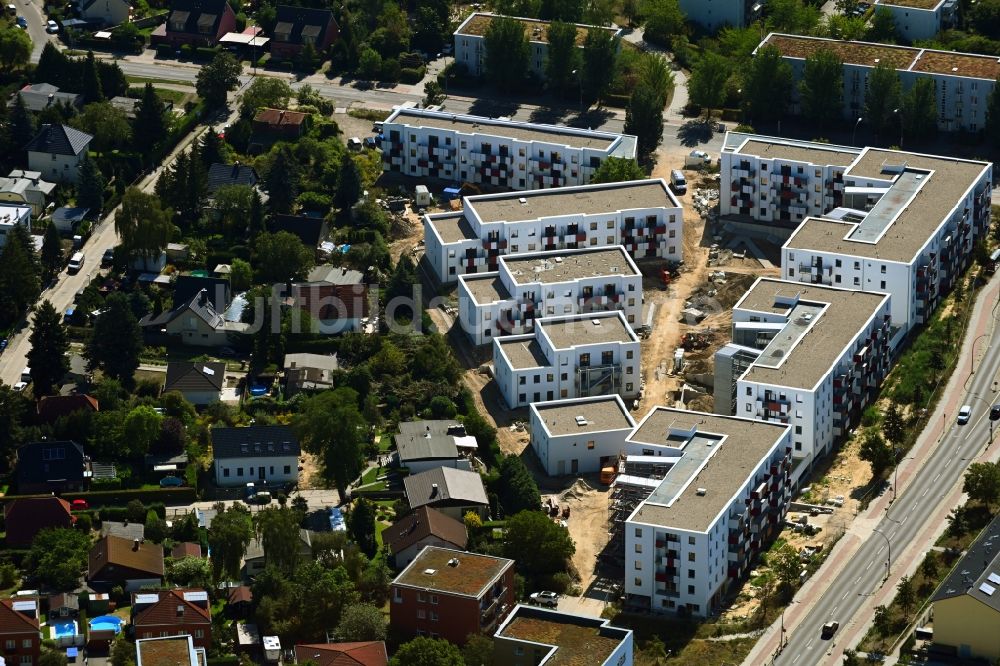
[742,272,1000,666]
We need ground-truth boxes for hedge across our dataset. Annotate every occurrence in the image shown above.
[400,66,425,84]
[155,44,174,58]
[195,46,220,60]
[1,487,199,506]
[207,656,240,665]
[602,93,630,108]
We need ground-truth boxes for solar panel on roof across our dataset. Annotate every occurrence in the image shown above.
[134,594,159,604]
[990,573,1000,585]
[183,591,208,602]
[980,582,996,596]
[11,601,34,612]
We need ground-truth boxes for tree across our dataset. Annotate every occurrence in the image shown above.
[0,26,31,74]
[252,231,314,284]
[972,0,1000,33]
[902,77,937,140]
[133,84,168,154]
[741,45,793,124]
[27,301,70,396]
[768,542,802,593]
[166,555,213,589]
[882,402,905,446]
[484,16,530,92]
[41,223,64,282]
[0,226,41,328]
[766,0,821,33]
[208,503,254,581]
[503,510,575,576]
[37,649,67,666]
[423,80,444,107]
[642,0,686,46]
[462,635,495,666]
[545,21,581,97]
[349,498,377,557]
[336,156,363,211]
[230,257,253,291]
[85,292,142,385]
[77,157,106,213]
[121,406,163,458]
[109,634,136,666]
[625,84,665,158]
[294,388,367,502]
[358,47,382,80]
[263,145,300,214]
[498,456,541,515]
[868,6,897,41]
[335,603,387,642]
[798,49,844,131]
[865,61,902,139]
[389,638,464,666]
[239,77,292,120]
[196,51,242,108]
[897,574,915,619]
[359,552,392,605]
[214,185,255,236]
[860,431,894,479]
[25,528,90,590]
[688,52,731,118]
[254,506,302,574]
[116,188,172,268]
[873,604,890,636]
[71,102,130,154]
[591,157,645,183]
[964,462,1000,508]
[581,28,617,103]
[82,51,104,104]
[9,93,35,150]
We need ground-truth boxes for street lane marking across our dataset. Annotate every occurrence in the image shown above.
[856,576,862,585]
[867,560,874,570]
[933,473,941,482]
[922,487,929,497]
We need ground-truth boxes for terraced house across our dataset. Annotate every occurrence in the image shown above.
[423,179,682,283]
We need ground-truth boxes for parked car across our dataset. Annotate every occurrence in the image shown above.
[15,15,26,28]
[13,381,27,392]
[70,499,89,510]
[101,247,115,268]
[821,621,839,639]
[958,405,972,425]
[529,591,560,607]
[67,251,84,274]
[159,475,183,487]
[0,338,7,354]
[45,19,58,33]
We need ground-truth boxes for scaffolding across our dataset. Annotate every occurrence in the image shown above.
[603,453,668,564]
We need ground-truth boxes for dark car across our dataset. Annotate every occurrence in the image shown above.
[101,247,115,267]
[991,404,1000,421]
[821,621,839,639]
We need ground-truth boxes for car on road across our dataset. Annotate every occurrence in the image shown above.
[991,404,1000,421]
[821,621,839,639]
[101,247,115,267]
[529,591,560,607]
[20,367,30,383]
[71,499,89,510]
[247,491,272,505]
[958,405,973,425]
[67,251,84,274]
[0,338,7,354]
[15,15,26,28]
[46,19,58,33]
[13,381,27,392]
[159,475,183,487]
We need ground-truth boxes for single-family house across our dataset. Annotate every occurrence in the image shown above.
[88,534,165,591]
[16,440,91,494]
[25,124,93,184]
[109,95,175,119]
[0,204,30,249]
[293,642,387,666]
[153,0,237,47]
[139,289,248,347]
[403,467,489,521]
[243,529,313,576]
[50,206,90,233]
[135,635,206,666]
[395,428,472,475]
[100,521,146,541]
[132,589,212,650]
[211,425,300,487]
[4,497,73,548]
[282,352,339,396]
[47,593,79,618]
[382,506,468,570]
[0,170,55,216]
[36,394,99,425]
[8,84,83,113]
[170,542,203,559]
[269,5,338,61]
[164,361,225,406]
[252,108,308,138]
[173,275,231,312]
[268,213,327,249]
[79,0,131,27]
[291,266,370,335]
[0,598,41,666]
[226,586,252,618]
[207,162,259,195]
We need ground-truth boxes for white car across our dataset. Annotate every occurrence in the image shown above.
[13,381,27,392]
[529,591,559,607]
[958,405,972,425]
[46,19,58,33]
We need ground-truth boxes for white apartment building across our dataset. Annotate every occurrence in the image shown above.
[624,408,792,617]
[761,33,999,132]
[453,13,621,80]
[493,311,640,409]
[381,107,636,190]
[457,246,643,346]
[720,133,860,228]
[529,395,637,476]
[677,0,763,32]
[874,0,957,42]
[0,204,31,248]
[714,279,892,479]
[424,179,682,283]
[782,148,992,335]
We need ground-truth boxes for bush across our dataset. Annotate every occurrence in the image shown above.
[156,44,174,58]
[602,93,630,108]
[179,44,193,58]
[195,46,219,61]
[256,54,270,68]
[400,66,426,84]
[74,513,93,532]
[381,58,401,82]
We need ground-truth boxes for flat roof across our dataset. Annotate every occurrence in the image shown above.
[461,274,511,304]
[387,107,620,150]
[497,337,549,369]
[136,637,196,666]
[762,33,1000,81]
[467,179,677,224]
[878,0,943,8]
[393,546,513,598]
[786,148,989,262]
[532,395,636,437]
[502,247,638,285]
[628,408,788,533]
[428,211,478,244]
[455,12,618,46]
[498,607,628,666]
[736,138,859,167]
[734,278,889,389]
[538,312,636,349]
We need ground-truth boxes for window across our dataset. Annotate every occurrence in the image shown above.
[746,404,752,412]
[393,589,403,603]
[669,229,676,238]
[635,543,643,553]
[547,374,554,382]
[223,468,230,477]
[417,609,426,619]
[626,350,634,359]
[5,641,14,650]
[236,467,243,476]
[688,536,696,545]
[688,585,695,594]
[854,261,860,270]
[854,277,861,286]
[688,569,695,578]
[418,592,426,602]
[626,382,634,392]
[634,527,643,537]
[635,560,642,570]
[795,426,802,435]
[430,611,439,621]
[688,552,696,562]
[590,222,598,230]
[283,465,291,474]
[580,353,590,366]
[194,630,204,639]
[880,265,886,274]
[634,577,643,586]
[880,281,886,289]
[430,594,439,604]
[607,220,614,229]
[587,440,595,449]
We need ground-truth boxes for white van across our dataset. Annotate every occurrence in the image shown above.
[670,170,687,195]
[20,367,31,383]
[67,251,84,274]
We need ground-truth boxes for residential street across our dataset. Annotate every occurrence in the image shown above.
[744,275,1000,666]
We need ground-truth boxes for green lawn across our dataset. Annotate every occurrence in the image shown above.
[126,75,196,88]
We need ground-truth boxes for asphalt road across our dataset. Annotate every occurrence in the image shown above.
[18,0,57,60]
[775,307,1000,665]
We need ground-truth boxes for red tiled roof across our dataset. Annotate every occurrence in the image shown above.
[0,599,39,634]
[36,394,98,424]
[89,535,165,579]
[253,108,308,127]
[4,497,73,548]
[294,642,388,666]
[133,589,211,628]
[382,506,468,556]
[293,283,370,320]
[227,586,252,605]
[170,542,203,559]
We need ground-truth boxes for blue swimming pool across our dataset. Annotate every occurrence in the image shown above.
[249,384,268,396]
[89,615,122,633]
[50,620,77,639]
